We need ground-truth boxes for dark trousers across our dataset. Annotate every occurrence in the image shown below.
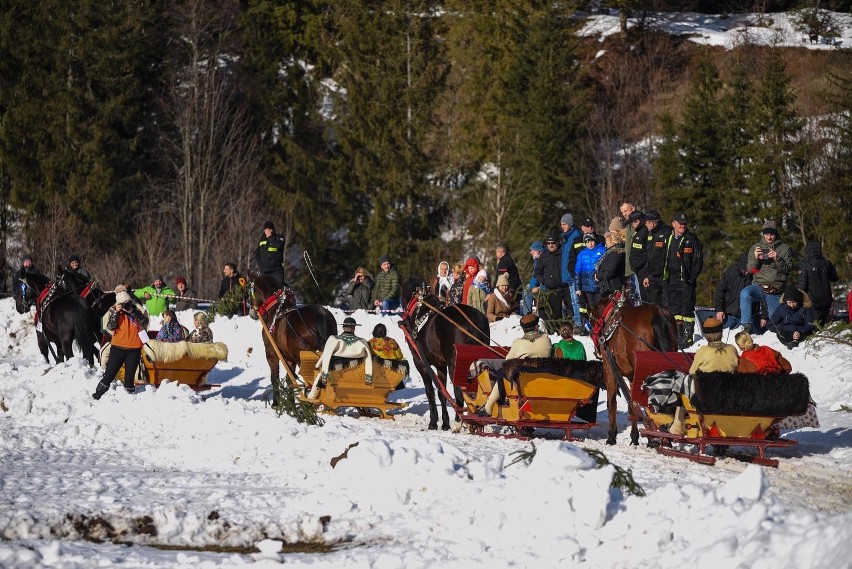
[645,275,668,307]
[667,280,696,320]
[99,345,142,390]
[262,269,287,289]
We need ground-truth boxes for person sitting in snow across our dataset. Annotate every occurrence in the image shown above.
[771,285,815,349]
[308,317,373,399]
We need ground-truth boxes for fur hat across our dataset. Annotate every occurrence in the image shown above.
[762,220,778,235]
[263,220,275,231]
[609,217,625,232]
[342,317,359,327]
[560,213,573,226]
[784,285,803,304]
[496,273,510,287]
[702,316,723,334]
[116,291,132,304]
[520,313,539,332]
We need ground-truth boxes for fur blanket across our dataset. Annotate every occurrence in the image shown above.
[690,371,810,416]
[144,340,228,363]
[503,358,604,388]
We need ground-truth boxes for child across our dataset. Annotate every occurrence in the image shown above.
[575,234,606,331]
[156,309,188,342]
[187,311,213,343]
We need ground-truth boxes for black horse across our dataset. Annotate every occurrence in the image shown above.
[248,274,337,406]
[15,272,97,366]
[400,287,491,431]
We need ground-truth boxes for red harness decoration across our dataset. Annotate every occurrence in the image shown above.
[257,291,281,319]
[80,280,95,299]
[590,289,622,348]
[33,283,54,325]
[404,295,419,319]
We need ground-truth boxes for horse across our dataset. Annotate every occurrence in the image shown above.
[399,287,491,431]
[15,272,98,366]
[56,268,117,327]
[592,296,677,445]
[248,274,337,406]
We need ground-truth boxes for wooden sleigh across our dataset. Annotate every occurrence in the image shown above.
[632,351,808,467]
[100,335,227,391]
[452,345,602,440]
[297,350,407,419]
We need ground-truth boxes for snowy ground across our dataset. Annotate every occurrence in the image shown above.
[1,297,852,568]
[579,10,852,50]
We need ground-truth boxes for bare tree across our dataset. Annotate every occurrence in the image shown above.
[164,0,262,299]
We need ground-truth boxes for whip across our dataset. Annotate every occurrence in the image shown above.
[303,251,328,305]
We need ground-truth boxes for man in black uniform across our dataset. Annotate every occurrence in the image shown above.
[628,212,652,303]
[641,210,672,307]
[666,213,703,348]
[532,231,568,325]
[255,220,287,288]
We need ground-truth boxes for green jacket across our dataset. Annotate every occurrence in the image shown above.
[371,268,401,303]
[553,339,586,361]
[135,285,176,316]
[746,238,794,291]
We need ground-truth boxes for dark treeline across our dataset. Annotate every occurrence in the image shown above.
[1,1,850,305]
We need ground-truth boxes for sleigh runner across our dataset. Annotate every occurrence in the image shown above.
[297,350,406,419]
[631,351,809,467]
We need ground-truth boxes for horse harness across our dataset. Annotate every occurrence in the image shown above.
[251,284,324,352]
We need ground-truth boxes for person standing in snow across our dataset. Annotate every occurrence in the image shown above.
[797,241,839,327]
[93,290,150,399]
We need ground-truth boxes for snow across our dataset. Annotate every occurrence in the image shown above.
[2,296,852,568]
[579,11,852,51]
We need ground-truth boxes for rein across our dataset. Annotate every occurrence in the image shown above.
[417,297,506,356]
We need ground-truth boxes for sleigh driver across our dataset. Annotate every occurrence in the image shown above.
[307,317,373,399]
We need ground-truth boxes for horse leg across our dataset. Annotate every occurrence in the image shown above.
[36,332,50,364]
[417,361,439,430]
[61,339,75,363]
[435,367,451,431]
[603,368,619,445]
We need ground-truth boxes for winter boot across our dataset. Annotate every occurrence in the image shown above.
[307,377,323,400]
[741,323,753,334]
[92,381,110,401]
[682,321,695,348]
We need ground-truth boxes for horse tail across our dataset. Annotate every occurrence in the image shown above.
[651,308,676,352]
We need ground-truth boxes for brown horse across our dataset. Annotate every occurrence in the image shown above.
[249,274,337,406]
[399,288,491,431]
[593,298,678,445]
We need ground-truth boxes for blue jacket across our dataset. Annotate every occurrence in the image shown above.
[576,244,606,293]
[771,304,814,337]
[561,227,580,283]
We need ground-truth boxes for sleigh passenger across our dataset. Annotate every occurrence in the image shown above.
[308,317,373,399]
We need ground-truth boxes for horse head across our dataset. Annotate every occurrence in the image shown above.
[14,272,50,314]
[400,285,440,331]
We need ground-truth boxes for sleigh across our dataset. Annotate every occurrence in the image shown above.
[632,352,809,467]
[453,345,601,440]
[298,350,407,419]
[100,336,227,391]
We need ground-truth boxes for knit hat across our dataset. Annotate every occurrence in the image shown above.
[762,220,777,235]
[560,213,573,227]
[116,291,132,304]
[643,210,661,222]
[609,217,625,232]
[496,273,510,287]
[544,230,560,244]
[583,232,597,243]
[22,255,33,264]
[672,212,688,225]
[69,254,81,263]
[342,317,359,327]
[783,285,803,304]
[475,269,488,281]
[702,316,723,334]
[263,220,275,231]
[530,241,545,252]
[520,314,539,332]
[176,276,187,286]
[378,255,391,265]
[114,284,127,294]
[153,274,164,283]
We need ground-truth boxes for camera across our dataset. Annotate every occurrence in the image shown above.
[122,301,134,311]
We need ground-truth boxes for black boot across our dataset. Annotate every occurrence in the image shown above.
[676,322,686,349]
[742,323,753,334]
[682,322,695,347]
[92,381,110,400]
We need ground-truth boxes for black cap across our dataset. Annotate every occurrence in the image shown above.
[263,220,275,231]
[627,211,644,224]
[643,210,661,222]
[580,218,595,228]
[671,212,688,225]
[69,254,81,263]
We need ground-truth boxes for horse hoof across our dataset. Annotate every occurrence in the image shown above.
[606,437,617,446]
[451,419,463,434]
